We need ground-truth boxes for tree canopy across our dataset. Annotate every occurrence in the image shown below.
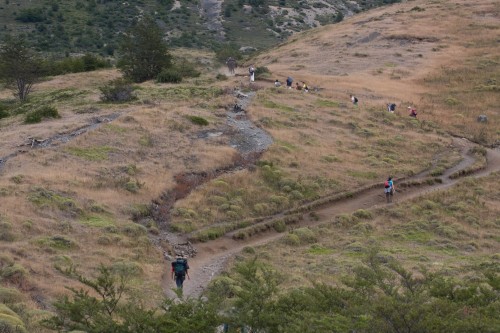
[117,16,172,83]
[0,35,43,101]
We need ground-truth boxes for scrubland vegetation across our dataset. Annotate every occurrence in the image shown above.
[0,0,498,332]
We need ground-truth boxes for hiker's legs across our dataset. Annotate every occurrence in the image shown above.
[386,192,390,203]
[175,275,185,289]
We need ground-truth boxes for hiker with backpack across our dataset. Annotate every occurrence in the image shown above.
[171,255,190,289]
[286,76,293,89]
[350,95,358,106]
[384,176,395,203]
[387,103,396,113]
[249,65,255,82]
[408,106,417,118]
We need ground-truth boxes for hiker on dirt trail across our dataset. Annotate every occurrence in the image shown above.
[286,76,293,89]
[171,255,190,289]
[274,79,282,87]
[295,82,302,90]
[226,57,237,75]
[350,95,358,107]
[249,65,255,82]
[387,103,396,113]
[384,176,395,203]
[408,106,417,118]
[302,82,309,92]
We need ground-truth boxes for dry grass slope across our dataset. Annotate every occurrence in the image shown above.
[0,0,498,331]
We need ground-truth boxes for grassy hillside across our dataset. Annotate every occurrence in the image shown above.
[0,0,402,54]
[0,0,498,331]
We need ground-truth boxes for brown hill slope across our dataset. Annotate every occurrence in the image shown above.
[254,0,499,145]
[0,0,498,331]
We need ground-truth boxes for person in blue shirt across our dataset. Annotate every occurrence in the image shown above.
[384,176,395,203]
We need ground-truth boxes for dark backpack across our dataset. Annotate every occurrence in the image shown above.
[384,180,390,188]
[173,259,187,276]
[354,97,358,103]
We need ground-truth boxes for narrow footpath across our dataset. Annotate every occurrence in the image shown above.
[165,138,500,298]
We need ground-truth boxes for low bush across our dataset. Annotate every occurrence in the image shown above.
[157,68,182,83]
[0,105,9,119]
[255,66,270,79]
[42,54,110,76]
[100,79,136,102]
[187,115,209,126]
[24,106,60,124]
[216,73,227,81]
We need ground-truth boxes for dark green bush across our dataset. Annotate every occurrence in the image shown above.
[187,115,209,126]
[99,79,136,102]
[0,106,9,120]
[175,59,201,78]
[42,54,109,76]
[24,106,60,124]
[156,68,182,83]
[255,66,271,79]
[216,73,227,81]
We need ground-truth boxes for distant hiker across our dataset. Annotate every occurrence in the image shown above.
[171,255,190,289]
[477,115,488,123]
[302,82,309,92]
[295,82,302,90]
[275,79,282,87]
[408,106,417,118]
[249,65,255,82]
[350,95,358,106]
[384,176,395,203]
[286,76,293,89]
[226,57,237,75]
[387,103,396,113]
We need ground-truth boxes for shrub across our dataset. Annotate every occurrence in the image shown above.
[99,78,136,102]
[0,222,15,242]
[0,304,27,333]
[156,68,182,83]
[121,223,147,237]
[24,106,60,124]
[111,261,143,277]
[293,227,317,244]
[272,220,286,233]
[187,115,209,126]
[216,73,227,80]
[0,105,9,119]
[255,66,270,79]
[352,209,372,220]
[36,236,77,250]
[175,59,201,78]
[0,287,22,304]
[283,233,300,246]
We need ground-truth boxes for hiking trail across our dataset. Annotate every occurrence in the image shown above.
[161,119,500,298]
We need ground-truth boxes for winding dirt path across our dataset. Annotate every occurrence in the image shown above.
[164,138,500,298]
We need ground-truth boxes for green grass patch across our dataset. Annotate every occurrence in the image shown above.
[320,155,340,163]
[24,106,61,124]
[307,244,334,255]
[347,170,378,179]
[66,146,114,161]
[261,99,295,112]
[104,124,127,133]
[315,99,339,108]
[36,236,77,250]
[28,187,82,215]
[187,115,209,126]
[141,86,224,101]
[80,215,115,228]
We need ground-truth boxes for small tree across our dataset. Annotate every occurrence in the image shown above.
[0,35,43,102]
[117,16,172,83]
